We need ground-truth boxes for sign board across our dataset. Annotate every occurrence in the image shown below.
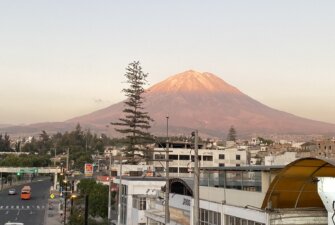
[84,163,93,177]
[20,168,38,174]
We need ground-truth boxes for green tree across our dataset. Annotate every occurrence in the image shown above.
[227,125,237,141]
[257,137,274,145]
[111,61,154,163]
[0,133,12,151]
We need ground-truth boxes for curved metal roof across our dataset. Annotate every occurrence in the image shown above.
[262,157,335,209]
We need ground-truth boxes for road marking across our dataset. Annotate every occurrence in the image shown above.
[5,211,9,214]
[29,210,33,214]
[0,204,47,210]
[16,210,20,216]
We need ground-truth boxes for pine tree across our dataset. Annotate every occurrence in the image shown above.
[227,125,237,141]
[111,61,154,163]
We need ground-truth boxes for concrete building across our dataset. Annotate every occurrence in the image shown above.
[153,142,250,177]
[114,157,335,225]
[264,152,298,166]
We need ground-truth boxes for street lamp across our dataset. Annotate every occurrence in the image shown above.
[70,193,77,216]
[165,116,170,225]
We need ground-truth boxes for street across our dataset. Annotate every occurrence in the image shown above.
[0,178,51,225]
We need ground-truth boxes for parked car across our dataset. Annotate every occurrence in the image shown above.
[8,188,16,195]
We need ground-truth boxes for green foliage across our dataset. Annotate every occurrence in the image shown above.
[111,61,154,163]
[3,124,115,170]
[77,179,97,195]
[89,183,109,218]
[0,133,12,151]
[0,154,51,167]
[77,179,111,219]
[257,137,274,145]
[227,125,237,141]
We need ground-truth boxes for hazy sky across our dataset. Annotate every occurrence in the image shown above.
[1,1,335,125]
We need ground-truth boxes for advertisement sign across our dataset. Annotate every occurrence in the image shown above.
[84,163,93,177]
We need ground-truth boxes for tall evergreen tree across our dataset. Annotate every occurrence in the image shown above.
[227,125,237,141]
[111,61,154,163]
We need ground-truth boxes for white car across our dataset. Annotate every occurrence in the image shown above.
[5,223,24,225]
[8,188,16,195]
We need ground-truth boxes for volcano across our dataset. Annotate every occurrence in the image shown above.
[66,70,335,137]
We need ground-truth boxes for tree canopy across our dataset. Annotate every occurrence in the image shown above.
[227,125,237,141]
[111,61,154,163]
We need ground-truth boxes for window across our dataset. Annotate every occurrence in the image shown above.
[169,155,178,160]
[219,163,225,167]
[155,154,165,160]
[155,167,164,172]
[191,155,202,162]
[139,197,146,210]
[179,155,190,160]
[179,167,188,173]
[169,167,178,173]
[236,164,240,167]
[225,215,265,225]
[219,154,225,159]
[120,185,128,224]
[203,156,213,161]
[111,170,117,176]
[133,197,146,210]
[236,155,241,160]
[200,208,221,225]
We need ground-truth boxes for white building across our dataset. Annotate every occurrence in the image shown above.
[114,157,335,225]
[153,142,250,177]
[264,152,298,166]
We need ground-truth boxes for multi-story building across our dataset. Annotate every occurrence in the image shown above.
[114,157,335,225]
[153,142,250,177]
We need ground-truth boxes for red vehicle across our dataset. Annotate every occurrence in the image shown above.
[21,186,31,200]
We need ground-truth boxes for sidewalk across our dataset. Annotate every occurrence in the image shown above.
[45,197,63,225]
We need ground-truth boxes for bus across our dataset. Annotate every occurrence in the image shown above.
[20,186,31,200]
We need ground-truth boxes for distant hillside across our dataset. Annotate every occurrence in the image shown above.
[66,70,335,137]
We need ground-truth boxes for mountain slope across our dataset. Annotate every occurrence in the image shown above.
[67,70,335,137]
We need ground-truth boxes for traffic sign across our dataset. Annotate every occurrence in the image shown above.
[19,168,38,174]
[50,193,55,199]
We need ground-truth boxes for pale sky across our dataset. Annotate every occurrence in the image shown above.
[1,1,335,125]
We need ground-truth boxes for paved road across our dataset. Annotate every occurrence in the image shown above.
[0,178,52,225]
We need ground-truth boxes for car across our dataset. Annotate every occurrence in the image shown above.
[8,188,16,195]
[4,222,24,225]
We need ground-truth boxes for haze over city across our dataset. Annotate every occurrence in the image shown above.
[1,0,335,125]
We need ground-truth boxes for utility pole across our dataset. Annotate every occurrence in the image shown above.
[84,194,89,225]
[66,147,69,172]
[108,154,112,223]
[117,154,123,225]
[165,116,170,225]
[52,148,56,166]
[193,130,199,225]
